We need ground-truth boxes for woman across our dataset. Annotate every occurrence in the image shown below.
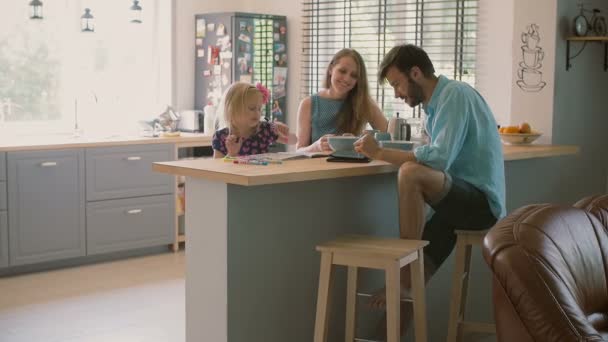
[296,48,388,152]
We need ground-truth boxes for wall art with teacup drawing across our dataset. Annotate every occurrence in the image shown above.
[517,23,547,93]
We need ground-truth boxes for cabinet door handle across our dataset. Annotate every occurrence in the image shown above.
[126,156,142,161]
[126,209,143,214]
[40,162,58,167]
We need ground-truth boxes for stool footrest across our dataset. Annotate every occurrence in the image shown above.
[354,338,383,342]
[357,292,413,303]
[460,321,496,334]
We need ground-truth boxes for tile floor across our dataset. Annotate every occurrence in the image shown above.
[0,252,185,342]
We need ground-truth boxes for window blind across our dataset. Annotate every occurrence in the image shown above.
[301,0,478,118]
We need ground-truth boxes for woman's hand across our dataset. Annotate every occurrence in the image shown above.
[313,134,336,152]
[354,134,380,159]
[225,135,243,156]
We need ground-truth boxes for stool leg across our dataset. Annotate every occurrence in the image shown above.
[385,262,401,342]
[314,252,334,342]
[410,251,427,342]
[446,238,471,342]
[345,266,358,342]
[457,244,473,341]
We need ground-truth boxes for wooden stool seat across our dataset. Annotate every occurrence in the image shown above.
[446,229,496,342]
[314,235,429,342]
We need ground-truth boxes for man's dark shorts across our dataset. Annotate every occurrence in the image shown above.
[422,174,498,268]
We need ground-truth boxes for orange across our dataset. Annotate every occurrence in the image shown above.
[504,126,520,134]
[519,122,532,134]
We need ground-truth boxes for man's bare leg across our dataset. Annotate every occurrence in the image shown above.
[369,161,445,307]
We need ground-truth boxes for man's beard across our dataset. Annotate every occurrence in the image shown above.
[407,78,424,107]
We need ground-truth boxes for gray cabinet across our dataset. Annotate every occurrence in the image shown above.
[87,194,174,255]
[86,144,174,201]
[0,211,7,267]
[0,152,6,267]
[85,144,175,254]
[0,181,6,210]
[0,152,5,180]
[7,149,85,266]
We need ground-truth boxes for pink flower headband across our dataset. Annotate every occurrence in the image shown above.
[255,83,270,105]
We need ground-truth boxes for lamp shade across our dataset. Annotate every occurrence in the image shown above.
[81,8,95,32]
[29,0,43,19]
[130,0,142,24]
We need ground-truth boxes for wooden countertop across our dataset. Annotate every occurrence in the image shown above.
[153,144,580,186]
[0,132,212,152]
[502,144,579,161]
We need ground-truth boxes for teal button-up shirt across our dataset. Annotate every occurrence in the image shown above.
[414,75,506,219]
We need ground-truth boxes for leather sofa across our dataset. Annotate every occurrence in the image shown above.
[482,194,608,342]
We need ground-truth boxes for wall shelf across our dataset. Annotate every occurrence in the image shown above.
[566,36,608,71]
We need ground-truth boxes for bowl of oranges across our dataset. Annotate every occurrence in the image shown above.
[498,122,542,145]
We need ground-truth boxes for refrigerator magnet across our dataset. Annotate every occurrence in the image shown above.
[238,33,251,43]
[223,62,230,69]
[238,57,247,73]
[217,36,230,50]
[274,43,286,53]
[246,25,253,33]
[216,24,226,36]
[274,22,279,28]
[207,23,215,32]
[197,49,205,58]
[196,19,206,38]
[213,65,222,76]
[203,70,211,77]
[277,54,287,67]
[239,75,252,84]
[195,38,203,47]
[220,51,232,59]
[280,26,287,35]
[239,21,246,31]
[274,33,280,41]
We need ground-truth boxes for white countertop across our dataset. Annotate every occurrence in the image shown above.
[0,132,212,152]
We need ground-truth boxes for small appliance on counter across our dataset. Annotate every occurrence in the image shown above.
[178,110,204,132]
[387,112,411,141]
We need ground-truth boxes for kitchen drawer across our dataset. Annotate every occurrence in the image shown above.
[0,211,7,268]
[86,194,174,255]
[0,182,6,210]
[0,152,5,181]
[86,144,175,201]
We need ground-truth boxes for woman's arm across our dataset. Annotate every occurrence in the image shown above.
[368,101,388,132]
[213,150,225,159]
[295,97,316,152]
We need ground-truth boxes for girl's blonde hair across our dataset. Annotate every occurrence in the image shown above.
[324,48,375,135]
[215,82,262,131]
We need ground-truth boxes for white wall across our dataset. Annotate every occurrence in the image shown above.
[173,1,302,132]
[510,0,557,142]
[476,0,514,127]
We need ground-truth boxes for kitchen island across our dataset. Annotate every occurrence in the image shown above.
[153,144,579,342]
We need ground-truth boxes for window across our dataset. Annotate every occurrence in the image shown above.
[301,0,478,118]
[0,1,171,135]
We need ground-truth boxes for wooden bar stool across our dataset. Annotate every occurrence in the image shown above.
[313,235,429,342]
[446,229,496,342]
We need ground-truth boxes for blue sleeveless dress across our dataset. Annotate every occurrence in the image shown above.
[310,94,344,143]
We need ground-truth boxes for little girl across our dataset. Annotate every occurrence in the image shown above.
[212,82,295,158]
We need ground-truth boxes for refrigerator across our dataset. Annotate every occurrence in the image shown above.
[194,12,288,125]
